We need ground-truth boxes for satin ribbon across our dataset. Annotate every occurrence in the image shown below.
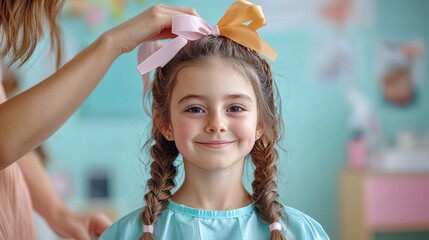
[137,14,218,102]
[137,0,277,103]
[217,0,277,61]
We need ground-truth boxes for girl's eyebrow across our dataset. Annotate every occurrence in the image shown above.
[178,94,253,104]
[178,94,206,104]
[226,94,253,102]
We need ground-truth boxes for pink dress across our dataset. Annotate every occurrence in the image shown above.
[0,65,37,239]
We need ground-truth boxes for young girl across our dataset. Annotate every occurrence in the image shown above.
[101,1,329,239]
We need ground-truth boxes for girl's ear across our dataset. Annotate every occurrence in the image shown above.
[155,114,174,141]
[256,122,264,140]
[161,126,174,141]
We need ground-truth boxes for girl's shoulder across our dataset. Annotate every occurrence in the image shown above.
[99,208,143,240]
[282,206,330,240]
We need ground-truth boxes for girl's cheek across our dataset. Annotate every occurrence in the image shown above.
[174,118,200,137]
[231,118,258,136]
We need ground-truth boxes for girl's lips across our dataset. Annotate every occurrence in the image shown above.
[196,141,235,149]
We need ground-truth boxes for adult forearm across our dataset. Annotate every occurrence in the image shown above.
[0,35,119,169]
[17,152,66,223]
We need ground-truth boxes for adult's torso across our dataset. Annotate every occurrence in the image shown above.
[0,64,37,240]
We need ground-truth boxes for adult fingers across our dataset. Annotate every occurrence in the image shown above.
[88,213,113,237]
[149,28,176,40]
[157,4,199,17]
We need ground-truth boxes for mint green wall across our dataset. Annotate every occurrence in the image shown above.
[40,0,429,239]
[373,0,429,141]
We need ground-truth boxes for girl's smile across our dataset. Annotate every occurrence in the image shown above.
[195,140,237,149]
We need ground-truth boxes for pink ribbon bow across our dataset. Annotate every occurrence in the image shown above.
[137,15,219,101]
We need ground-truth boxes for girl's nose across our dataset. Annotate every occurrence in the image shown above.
[205,111,227,134]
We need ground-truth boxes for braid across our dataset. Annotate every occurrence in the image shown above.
[251,141,285,240]
[140,131,179,240]
[251,56,286,240]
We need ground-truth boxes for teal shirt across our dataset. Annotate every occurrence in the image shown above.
[100,200,329,240]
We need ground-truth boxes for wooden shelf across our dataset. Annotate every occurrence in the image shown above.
[339,169,429,240]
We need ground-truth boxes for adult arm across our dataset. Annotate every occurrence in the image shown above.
[0,5,197,169]
[18,152,112,240]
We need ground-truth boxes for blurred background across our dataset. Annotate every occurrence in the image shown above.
[6,0,429,239]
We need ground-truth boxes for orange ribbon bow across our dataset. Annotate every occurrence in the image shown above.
[218,0,277,61]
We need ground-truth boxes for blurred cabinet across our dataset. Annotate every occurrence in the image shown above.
[339,169,429,240]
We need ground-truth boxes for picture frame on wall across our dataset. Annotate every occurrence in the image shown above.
[376,40,424,107]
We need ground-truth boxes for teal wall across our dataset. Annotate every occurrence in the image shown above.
[31,0,428,239]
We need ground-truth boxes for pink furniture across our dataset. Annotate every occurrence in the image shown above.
[339,169,429,240]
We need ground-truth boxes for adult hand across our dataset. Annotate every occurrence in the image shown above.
[103,4,199,55]
[48,209,112,240]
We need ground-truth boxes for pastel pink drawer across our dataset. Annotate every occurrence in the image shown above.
[365,174,429,229]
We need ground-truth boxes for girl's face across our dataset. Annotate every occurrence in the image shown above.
[168,59,262,172]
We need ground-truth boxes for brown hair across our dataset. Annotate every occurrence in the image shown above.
[0,0,65,68]
[141,35,285,240]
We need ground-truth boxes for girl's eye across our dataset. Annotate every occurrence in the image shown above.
[227,105,244,112]
[186,107,205,113]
